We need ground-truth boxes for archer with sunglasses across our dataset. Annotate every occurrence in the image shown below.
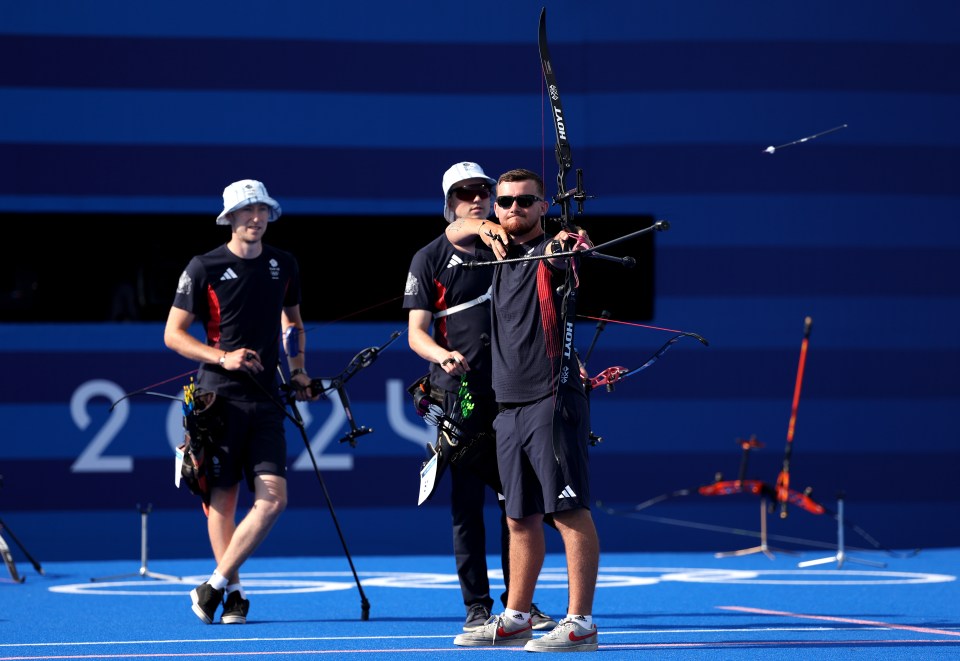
[404,162,557,635]
[452,168,598,651]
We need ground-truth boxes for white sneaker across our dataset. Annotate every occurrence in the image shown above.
[524,615,598,652]
[453,612,533,647]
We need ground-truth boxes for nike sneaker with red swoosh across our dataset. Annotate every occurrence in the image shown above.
[524,615,598,652]
[453,612,533,647]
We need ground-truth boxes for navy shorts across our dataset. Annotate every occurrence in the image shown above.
[206,397,287,492]
[493,393,591,519]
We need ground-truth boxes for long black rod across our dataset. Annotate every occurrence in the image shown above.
[581,310,610,369]
[276,366,370,620]
[462,221,668,270]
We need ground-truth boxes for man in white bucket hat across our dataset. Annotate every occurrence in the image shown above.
[165,179,318,625]
[215,179,282,225]
[403,162,556,634]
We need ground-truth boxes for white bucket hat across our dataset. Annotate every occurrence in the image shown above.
[216,179,282,225]
[441,162,496,223]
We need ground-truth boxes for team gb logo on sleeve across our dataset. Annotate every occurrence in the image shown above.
[405,272,419,296]
[176,271,192,295]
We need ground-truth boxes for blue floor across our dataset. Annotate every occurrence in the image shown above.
[1,547,958,660]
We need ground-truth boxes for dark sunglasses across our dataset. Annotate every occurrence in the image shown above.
[495,194,542,209]
[451,184,491,202]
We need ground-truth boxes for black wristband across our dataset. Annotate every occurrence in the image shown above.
[290,368,306,378]
[549,239,564,255]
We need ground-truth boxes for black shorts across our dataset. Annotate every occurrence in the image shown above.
[206,398,287,492]
[493,393,591,519]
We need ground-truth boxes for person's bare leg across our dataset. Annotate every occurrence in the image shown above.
[206,483,241,583]
[505,513,544,613]
[552,508,599,615]
[212,475,287,580]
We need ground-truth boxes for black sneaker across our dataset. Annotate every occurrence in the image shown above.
[530,603,558,631]
[221,590,250,624]
[190,582,224,624]
[463,603,492,632]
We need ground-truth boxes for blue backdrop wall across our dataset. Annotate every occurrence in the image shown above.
[1,0,958,563]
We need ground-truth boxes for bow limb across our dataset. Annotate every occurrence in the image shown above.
[537,9,595,497]
[698,479,824,516]
[538,7,575,224]
[586,331,710,393]
[537,8,582,353]
[775,316,813,518]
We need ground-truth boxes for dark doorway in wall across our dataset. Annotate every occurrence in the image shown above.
[3,212,655,323]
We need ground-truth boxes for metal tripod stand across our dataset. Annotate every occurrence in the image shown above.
[714,495,798,560]
[713,437,796,560]
[0,474,45,583]
[0,516,44,583]
[91,504,181,582]
[797,495,886,569]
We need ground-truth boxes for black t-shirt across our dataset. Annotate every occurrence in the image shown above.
[491,236,567,403]
[172,243,301,400]
[403,234,494,394]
